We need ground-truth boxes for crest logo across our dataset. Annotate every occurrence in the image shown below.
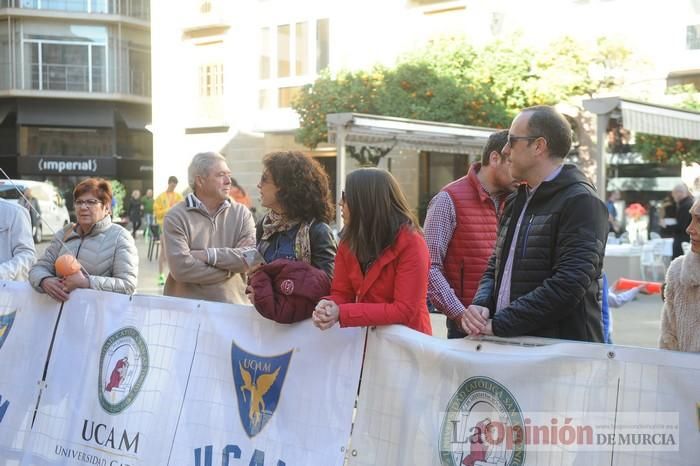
[231,342,293,438]
[98,327,149,414]
[279,279,294,295]
[0,311,16,351]
[440,376,526,466]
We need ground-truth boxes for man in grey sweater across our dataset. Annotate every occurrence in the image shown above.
[163,152,256,304]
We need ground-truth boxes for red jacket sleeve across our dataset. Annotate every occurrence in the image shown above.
[339,232,429,328]
[326,244,357,305]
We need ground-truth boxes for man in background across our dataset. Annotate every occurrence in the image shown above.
[670,183,693,259]
[424,130,518,338]
[154,176,183,285]
[19,187,41,242]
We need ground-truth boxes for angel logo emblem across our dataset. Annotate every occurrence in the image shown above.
[231,342,293,437]
[0,311,16,351]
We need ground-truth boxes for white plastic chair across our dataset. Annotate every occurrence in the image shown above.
[640,242,666,282]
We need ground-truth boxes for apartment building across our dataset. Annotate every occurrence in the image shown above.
[0,0,152,210]
[150,0,700,216]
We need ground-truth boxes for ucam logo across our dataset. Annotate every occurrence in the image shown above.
[440,376,526,466]
[230,342,293,438]
[0,310,17,352]
[98,327,149,414]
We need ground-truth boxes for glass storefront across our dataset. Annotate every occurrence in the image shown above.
[21,126,113,156]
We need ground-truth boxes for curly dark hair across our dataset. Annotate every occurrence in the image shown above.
[263,151,334,223]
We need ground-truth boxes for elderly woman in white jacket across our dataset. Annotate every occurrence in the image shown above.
[659,198,700,352]
[29,178,138,301]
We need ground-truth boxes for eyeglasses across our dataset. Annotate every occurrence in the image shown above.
[507,134,543,147]
[75,199,102,207]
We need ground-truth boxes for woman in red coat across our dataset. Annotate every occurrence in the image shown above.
[312,168,432,335]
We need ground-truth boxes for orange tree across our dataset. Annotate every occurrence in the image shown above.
[293,36,633,164]
[634,87,700,164]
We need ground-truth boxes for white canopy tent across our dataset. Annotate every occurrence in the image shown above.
[326,112,495,227]
[582,97,700,199]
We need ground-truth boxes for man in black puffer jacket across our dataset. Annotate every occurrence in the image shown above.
[461,105,608,342]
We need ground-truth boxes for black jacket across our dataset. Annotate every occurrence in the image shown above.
[672,195,693,258]
[472,164,608,342]
[256,219,337,279]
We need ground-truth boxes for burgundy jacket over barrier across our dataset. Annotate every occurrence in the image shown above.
[442,164,505,307]
[250,259,331,324]
[327,226,432,335]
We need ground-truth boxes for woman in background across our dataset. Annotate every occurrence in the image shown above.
[29,178,138,301]
[313,168,432,335]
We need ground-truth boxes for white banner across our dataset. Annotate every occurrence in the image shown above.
[24,290,201,466]
[3,281,700,466]
[168,300,365,466]
[347,326,700,466]
[0,281,60,464]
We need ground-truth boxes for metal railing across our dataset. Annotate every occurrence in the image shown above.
[30,62,105,92]
[1,0,149,20]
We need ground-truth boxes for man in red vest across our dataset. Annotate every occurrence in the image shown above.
[424,130,518,338]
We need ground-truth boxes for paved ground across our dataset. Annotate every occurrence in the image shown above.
[38,234,665,349]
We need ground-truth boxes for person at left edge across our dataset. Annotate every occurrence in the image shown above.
[29,178,138,301]
[313,168,432,335]
[0,198,36,280]
[163,152,256,304]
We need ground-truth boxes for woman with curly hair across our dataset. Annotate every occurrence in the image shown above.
[247,151,337,323]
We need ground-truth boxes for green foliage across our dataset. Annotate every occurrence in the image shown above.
[635,133,700,164]
[635,85,700,164]
[292,35,636,157]
[294,68,385,149]
[110,179,126,217]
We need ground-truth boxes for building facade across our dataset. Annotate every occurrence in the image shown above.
[150,0,700,218]
[0,0,151,214]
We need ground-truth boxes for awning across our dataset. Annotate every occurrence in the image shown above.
[115,104,151,130]
[17,100,115,128]
[327,112,496,226]
[583,97,700,140]
[327,113,494,154]
[582,97,700,200]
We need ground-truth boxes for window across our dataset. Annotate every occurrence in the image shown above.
[0,21,8,90]
[22,23,108,92]
[25,127,112,156]
[199,63,223,96]
[259,18,329,109]
[688,24,700,50]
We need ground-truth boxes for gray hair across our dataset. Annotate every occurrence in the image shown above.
[188,152,227,191]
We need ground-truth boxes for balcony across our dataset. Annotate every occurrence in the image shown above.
[0,0,150,21]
